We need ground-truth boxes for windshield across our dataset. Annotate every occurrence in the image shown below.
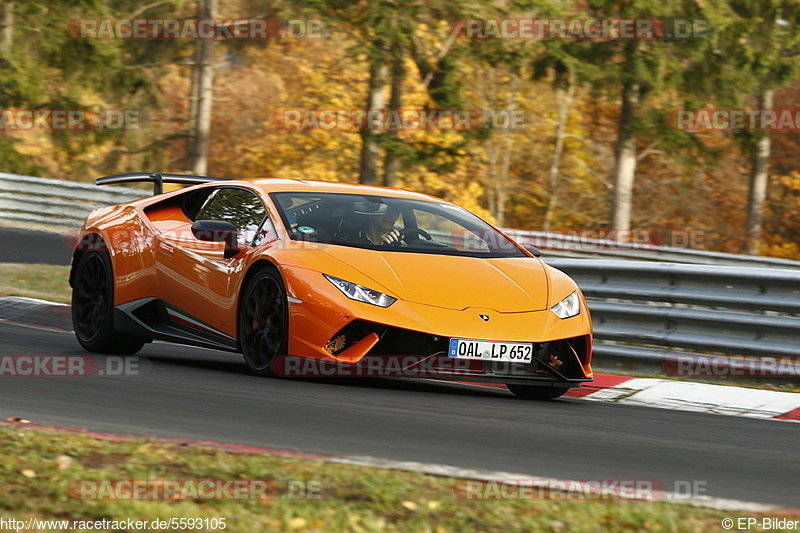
[271,192,526,258]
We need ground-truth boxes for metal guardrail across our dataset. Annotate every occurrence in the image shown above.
[0,173,145,227]
[505,228,800,269]
[1,172,798,269]
[547,258,800,373]
[0,174,799,374]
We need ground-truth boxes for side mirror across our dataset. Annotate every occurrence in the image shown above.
[522,243,541,257]
[191,220,240,258]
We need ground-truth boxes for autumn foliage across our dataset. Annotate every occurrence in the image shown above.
[0,1,798,258]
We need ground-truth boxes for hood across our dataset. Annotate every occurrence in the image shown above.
[314,245,549,312]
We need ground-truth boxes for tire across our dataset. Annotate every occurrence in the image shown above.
[238,267,288,376]
[71,250,145,355]
[506,384,570,400]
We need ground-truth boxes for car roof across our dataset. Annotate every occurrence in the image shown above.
[234,178,447,203]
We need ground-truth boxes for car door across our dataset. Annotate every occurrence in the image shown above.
[156,187,269,338]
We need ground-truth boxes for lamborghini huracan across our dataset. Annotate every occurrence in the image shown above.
[69,172,593,399]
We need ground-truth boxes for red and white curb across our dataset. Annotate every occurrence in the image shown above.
[576,375,800,422]
[459,374,800,423]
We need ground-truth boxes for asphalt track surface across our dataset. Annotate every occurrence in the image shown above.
[0,314,798,508]
[0,227,797,508]
[0,226,71,265]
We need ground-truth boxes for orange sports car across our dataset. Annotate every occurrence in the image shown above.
[70,173,593,399]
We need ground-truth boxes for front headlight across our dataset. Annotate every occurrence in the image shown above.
[324,274,397,308]
[550,291,580,319]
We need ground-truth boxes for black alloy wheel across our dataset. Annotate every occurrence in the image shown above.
[239,268,288,376]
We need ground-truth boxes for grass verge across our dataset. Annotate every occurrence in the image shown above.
[0,424,786,533]
[0,263,71,304]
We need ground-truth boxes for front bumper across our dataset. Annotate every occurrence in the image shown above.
[280,320,592,386]
[281,266,593,386]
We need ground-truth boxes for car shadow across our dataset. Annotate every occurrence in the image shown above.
[133,345,587,403]
[133,347,520,399]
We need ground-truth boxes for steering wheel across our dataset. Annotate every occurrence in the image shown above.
[400,227,433,242]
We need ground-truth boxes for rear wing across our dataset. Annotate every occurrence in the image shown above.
[97,172,231,195]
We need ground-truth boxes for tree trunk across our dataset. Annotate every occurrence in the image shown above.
[188,44,201,163]
[610,80,640,233]
[382,51,405,188]
[745,89,773,255]
[485,138,498,219]
[187,0,216,176]
[543,84,575,231]
[1,2,13,57]
[359,58,387,184]
[495,140,512,227]
[491,82,516,227]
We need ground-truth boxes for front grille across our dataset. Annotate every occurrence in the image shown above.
[483,337,588,380]
[323,321,589,380]
[325,320,448,357]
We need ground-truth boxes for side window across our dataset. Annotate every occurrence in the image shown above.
[252,217,277,246]
[196,188,267,245]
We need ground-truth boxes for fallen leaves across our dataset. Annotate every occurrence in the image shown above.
[54,455,72,470]
[400,500,418,511]
[287,517,307,529]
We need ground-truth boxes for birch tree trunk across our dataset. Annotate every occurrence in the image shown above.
[610,80,640,233]
[745,88,773,255]
[359,58,387,184]
[382,51,404,188]
[187,0,216,176]
[543,84,575,231]
[491,84,517,227]
[495,139,512,227]
[1,2,13,57]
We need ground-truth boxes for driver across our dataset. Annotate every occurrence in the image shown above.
[363,205,401,245]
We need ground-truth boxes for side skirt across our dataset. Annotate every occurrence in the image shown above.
[113,297,239,353]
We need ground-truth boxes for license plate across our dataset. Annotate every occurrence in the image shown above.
[448,338,533,363]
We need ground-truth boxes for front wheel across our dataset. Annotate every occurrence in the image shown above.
[238,268,288,376]
[71,250,145,355]
[506,384,569,400]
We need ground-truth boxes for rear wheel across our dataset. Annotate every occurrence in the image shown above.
[506,384,569,400]
[71,250,145,355]
[238,268,288,376]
